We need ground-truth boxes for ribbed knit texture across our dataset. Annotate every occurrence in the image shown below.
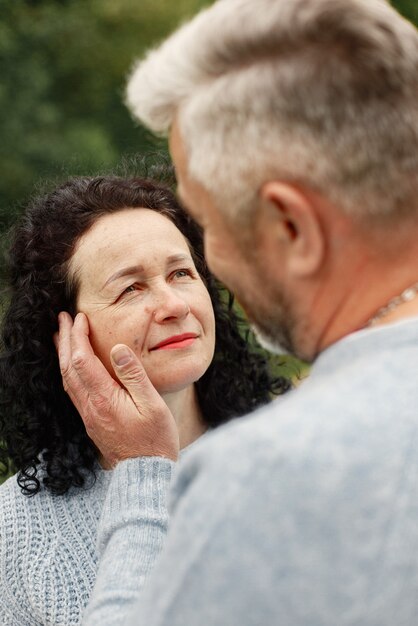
[0,468,111,625]
[0,457,174,626]
[83,457,174,626]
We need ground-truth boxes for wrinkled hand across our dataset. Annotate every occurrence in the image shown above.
[55,312,179,467]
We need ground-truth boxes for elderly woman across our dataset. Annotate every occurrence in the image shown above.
[0,174,289,625]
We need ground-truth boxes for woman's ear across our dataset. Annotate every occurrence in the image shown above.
[257,181,325,278]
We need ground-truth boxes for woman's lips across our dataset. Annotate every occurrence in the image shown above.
[151,333,198,351]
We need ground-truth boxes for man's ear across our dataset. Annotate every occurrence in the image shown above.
[258,181,325,278]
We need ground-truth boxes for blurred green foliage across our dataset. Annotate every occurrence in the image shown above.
[0,0,210,232]
[396,0,418,22]
[0,0,415,230]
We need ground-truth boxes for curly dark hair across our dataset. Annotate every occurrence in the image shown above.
[0,175,290,496]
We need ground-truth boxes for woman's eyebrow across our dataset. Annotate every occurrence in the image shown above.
[166,253,192,265]
[102,265,145,290]
[101,254,192,290]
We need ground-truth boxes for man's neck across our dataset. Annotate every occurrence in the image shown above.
[364,284,418,328]
[316,276,418,356]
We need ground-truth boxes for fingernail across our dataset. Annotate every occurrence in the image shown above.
[112,346,132,366]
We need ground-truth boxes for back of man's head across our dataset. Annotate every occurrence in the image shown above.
[127,0,418,226]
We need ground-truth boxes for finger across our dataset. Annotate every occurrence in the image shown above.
[69,311,92,358]
[56,311,73,369]
[70,312,116,398]
[59,313,118,434]
[110,344,165,410]
[110,344,179,461]
[56,312,91,407]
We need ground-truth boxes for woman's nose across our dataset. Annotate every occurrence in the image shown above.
[152,287,190,323]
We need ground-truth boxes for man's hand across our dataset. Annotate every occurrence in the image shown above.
[55,311,179,467]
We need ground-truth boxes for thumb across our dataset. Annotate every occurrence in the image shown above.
[110,344,161,408]
[110,343,179,461]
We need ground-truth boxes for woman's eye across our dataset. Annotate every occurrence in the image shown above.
[173,269,193,279]
[121,284,139,296]
[115,283,145,303]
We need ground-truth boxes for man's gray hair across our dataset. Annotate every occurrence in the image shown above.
[126,0,418,221]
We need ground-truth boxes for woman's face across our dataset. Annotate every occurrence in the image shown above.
[69,208,216,395]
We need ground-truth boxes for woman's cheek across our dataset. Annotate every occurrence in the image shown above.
[133,335,145,356]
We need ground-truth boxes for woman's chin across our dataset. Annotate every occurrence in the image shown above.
[102,359,209,395]
[151,371,206,396]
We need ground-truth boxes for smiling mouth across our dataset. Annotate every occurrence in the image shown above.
[151,333,198,351]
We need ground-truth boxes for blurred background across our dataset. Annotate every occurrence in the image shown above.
[0,0,210,235]
[1,0,416,233]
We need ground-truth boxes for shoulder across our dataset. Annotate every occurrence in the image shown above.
[172,330,418,511]
[0,474,45,622]
[0,472,38,531]
[0,472,72,573]
[0,474,47,563]
[0,469,111,625]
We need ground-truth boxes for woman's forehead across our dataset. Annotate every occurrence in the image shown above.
[69,208,193,287]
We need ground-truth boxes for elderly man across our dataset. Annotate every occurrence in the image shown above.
[58,0,418,624]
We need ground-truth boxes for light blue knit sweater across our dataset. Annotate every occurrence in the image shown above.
[0,452,173,625]
[85,319,418,626]
[0,468,112,625]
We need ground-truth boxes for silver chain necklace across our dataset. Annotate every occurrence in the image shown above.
[366,281,418,327]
